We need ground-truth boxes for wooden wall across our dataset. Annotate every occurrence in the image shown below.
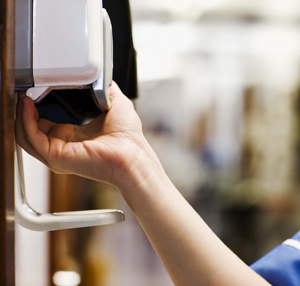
[0,0,16,285]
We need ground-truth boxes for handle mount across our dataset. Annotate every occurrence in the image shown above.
[15,145,125,232]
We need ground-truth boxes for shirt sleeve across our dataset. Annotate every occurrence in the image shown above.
[250,231,300,286]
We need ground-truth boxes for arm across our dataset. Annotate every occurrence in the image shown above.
[16,83,270,286]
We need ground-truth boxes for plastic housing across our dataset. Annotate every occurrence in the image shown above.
[33,0,103,87]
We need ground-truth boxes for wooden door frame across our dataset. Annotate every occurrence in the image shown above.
[0,0,16,285]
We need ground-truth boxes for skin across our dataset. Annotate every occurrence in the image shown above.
[16,82,271,286]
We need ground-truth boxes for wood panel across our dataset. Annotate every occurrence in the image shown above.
[0,0,16,284]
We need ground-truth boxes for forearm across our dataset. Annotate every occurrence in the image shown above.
[115,139,270,286]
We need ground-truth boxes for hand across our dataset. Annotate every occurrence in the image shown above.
[16,82,149,187]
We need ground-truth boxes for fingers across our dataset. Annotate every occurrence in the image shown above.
[109,81,134,107]
[80,82,131,137]
[21,96,51,159]
[109,81,122,97]
[20,96,69,174]
[16,94,68,174]
[15,93,49,165]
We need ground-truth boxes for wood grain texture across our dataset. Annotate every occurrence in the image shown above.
[0,0,16,284]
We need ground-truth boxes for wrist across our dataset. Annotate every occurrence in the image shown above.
[112,135,170,195]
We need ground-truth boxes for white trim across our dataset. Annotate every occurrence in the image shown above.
[282,239,300,251]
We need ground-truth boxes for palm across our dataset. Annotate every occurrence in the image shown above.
[46,96,141,180]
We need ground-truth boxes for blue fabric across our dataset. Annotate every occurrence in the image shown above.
[251,231,300,286]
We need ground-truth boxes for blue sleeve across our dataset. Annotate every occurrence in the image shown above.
[250,231,300,286]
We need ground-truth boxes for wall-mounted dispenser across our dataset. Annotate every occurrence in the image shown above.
[16,0,138,125]
[16,0,113,112]
[15,0,137,231]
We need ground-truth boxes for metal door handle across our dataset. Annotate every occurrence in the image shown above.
[15,145,125,231]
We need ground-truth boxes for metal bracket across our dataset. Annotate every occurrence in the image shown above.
[15,144,125,232]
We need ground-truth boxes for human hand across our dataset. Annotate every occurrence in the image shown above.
[16,82,152,188]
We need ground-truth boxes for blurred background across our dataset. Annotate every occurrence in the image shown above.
[16,0,300,285]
